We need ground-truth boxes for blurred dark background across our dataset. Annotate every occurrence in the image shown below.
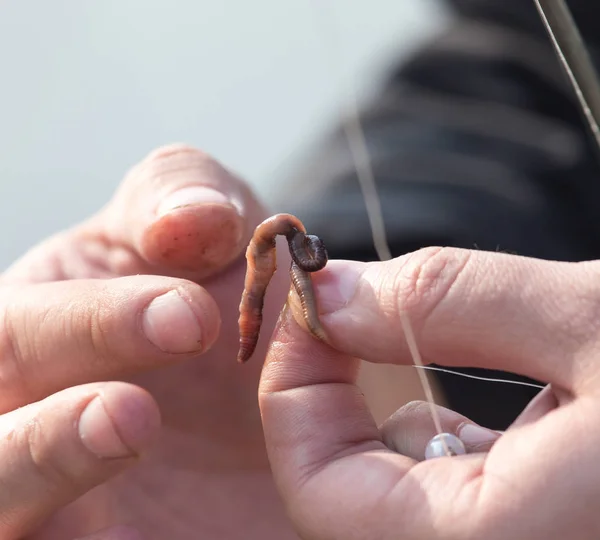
[285,0,600,429]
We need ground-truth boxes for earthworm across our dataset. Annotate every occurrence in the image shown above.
[237,213,328,363]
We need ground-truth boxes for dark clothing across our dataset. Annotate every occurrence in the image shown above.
[284,2,600,429]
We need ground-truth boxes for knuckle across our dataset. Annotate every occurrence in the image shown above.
[86,302,109,359]
[396,400,432,419]
[384,400,431,429]
[388,246,473,323]
[24,413,82,493]
[82,292,121,372]
[0,300,37,405]
[555,261,600,354]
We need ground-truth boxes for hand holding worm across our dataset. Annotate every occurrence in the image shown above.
[259,246,600,540]
[237,213,328,363]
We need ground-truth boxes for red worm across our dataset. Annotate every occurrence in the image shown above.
[237,213,328,363]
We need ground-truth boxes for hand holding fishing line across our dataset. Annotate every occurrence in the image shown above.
[259,248,600,539]
[0,1,596,538]
[0,144,597,540]
[262,1,600,535]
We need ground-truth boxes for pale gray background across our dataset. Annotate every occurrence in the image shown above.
[0,0,448,269]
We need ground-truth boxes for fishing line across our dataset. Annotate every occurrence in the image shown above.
[534,0,600,154]
[309,0,452,456]
[414,366,546,390]
[307,1,578,457]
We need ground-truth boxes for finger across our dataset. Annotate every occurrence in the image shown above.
[508,384,559,430]
[2,144,268,284]
[298,247,600,391]
[74,525,143,540]
[259,303,387,486]
[0,275,220,411]
[380,400,501,460]
[259,306,486,540]
[0,382,159,539]
[103,144,266,275]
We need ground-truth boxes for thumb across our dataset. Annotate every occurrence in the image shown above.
[3,144,267,284]
[302,247,600,392]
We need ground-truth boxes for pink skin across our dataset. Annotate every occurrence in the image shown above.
[259,250,600,539]
[0,145,295,540]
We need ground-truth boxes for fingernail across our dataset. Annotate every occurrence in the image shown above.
[315,260,364,314]
[457,423,501,450]
[142,290,203,353]
[79,397,134,459]
[157,186,233,217]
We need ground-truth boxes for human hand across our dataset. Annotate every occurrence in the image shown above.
[0,145,296,539]
[259,247,600,539]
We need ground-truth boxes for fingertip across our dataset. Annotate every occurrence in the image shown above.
[138,146,248,274]
[0,383,158,537]
[108,144,266,279]
[142,201,245,272]
[380,401,500,460]
[456,422,501,452]
[176,280,221,352]
[312,259,366,315]
[141,281,221,355]
[79,383,161,459]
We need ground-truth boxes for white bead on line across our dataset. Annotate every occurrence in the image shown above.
[425,433,466,460]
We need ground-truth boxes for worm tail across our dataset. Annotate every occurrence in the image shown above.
[237,297,264,363]
[237,245,277,363]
